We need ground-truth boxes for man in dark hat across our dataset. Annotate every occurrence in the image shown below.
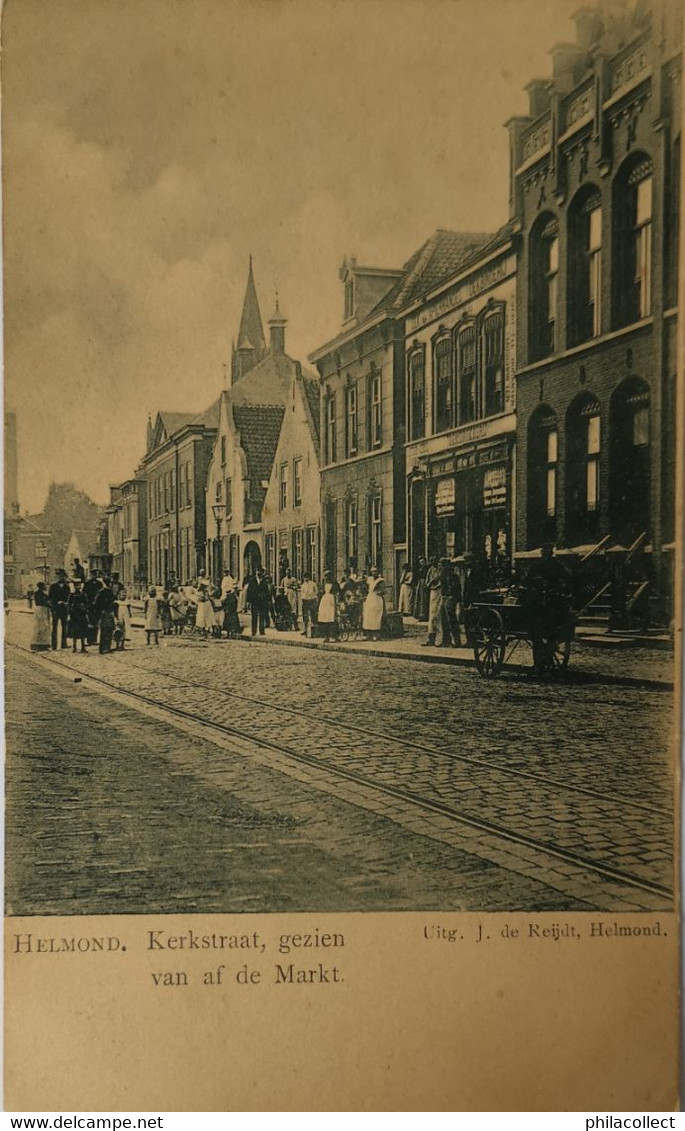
[48,568,71,650]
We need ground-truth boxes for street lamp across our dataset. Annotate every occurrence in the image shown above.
[211,502,227,580]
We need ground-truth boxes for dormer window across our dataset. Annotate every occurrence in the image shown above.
[344,278,355,321]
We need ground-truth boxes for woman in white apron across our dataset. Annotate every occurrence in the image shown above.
[362,567,385,641]
[317,572,338,642]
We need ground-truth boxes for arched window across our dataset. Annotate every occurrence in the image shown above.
[481,306,505,417]
[609,378,650,544]
[527,405,558,549]
[433,335,454,433]
[529,213,559,362]
[408,348,425,441]
[456,321,477,424]
[568,186,602,346]
[613,153,653,328]
[565,393,601,545]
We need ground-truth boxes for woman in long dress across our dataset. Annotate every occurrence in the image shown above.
[397,562,413,614]
[144,586,162,645]
[66,579,90,653]
[362,567,385,641]
[30,583,52,651]
[194,583,214,637]
[317,572,339,642]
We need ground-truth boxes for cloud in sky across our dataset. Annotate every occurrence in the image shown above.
[3,0,578,512]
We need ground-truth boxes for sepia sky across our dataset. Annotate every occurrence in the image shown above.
[3,0,580,513]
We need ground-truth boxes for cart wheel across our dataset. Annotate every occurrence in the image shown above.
[473,609,506,677]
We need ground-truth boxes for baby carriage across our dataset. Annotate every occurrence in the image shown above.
[273,590,293,631]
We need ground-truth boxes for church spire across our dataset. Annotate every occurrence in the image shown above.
[232,256,267,382]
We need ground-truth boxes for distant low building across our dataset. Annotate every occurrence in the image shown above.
[4,513,51,597]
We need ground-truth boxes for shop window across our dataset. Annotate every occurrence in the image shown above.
[292,528,303,578]
[325,393,337,464]
[609,378,651,544]
[345,382,358,458]
[568,187,602,346]
[529,214,559,361]
[433,336,454,433]
[527,405,558,548]
[409,349,425,440]
[345,496,358,564]
[613,154,653,328]
[482,307,505,417]
[456,323,477,424]
[369,492,382,570]
[565,393,601,545]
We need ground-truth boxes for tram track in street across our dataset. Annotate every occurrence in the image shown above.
[120,656,671,821]
[15,643,673,905]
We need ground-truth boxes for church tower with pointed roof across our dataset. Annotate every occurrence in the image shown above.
[231,256,267,383]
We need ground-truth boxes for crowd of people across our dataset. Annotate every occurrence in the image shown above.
[26,549,514,656]
[30,558,133,655]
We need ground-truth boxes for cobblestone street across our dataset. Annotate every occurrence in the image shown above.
[5,606,676,915]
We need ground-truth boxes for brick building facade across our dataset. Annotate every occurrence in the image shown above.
[507,0,680,606]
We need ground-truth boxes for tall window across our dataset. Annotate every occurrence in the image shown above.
[279,463,288,511]
[482,308,505,417]
[370,492,382,569]
[215,479,223,502]
[293,458,303,508]
[613,155,653,327]
[185,462,192,507]
[568,189,602,345]
[220,436,226,466]
[346,496,358,564]
[530,215,559,361]
[292,528,303,578]
[164,472,170,513]
[566,394,601,544]
[409,349,425,440]
[4,532,14,558]
[178,464,186,511]
[325,393,337,464]
[306,525,319,581]
[609,378,651,544]
[457,323,477,424]
[148,482,155,519]
[369,370,382,448]
[345,382,358,457]
[225,478,233,517]
[344,278,355,320]
[170,468,176,512]
[433,336,454,433]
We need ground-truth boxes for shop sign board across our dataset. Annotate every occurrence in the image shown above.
[435,477,456,516]
[483,466,507,508]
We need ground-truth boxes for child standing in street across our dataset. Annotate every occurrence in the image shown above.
[144,586,162,645]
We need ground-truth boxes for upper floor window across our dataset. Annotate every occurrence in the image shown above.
[279,463,289,511]
[215,479,223,503]
[408,349,425,441]
[170,468,176,512]
[433,336,454,433]
[325,393,337,464]
[220,436,226,466]
[369,369,382,448]
[530,215,559,361]
[4,533,14,559]
[293,458,303,508]
[456,323,477,424]
[482,308,505,417]
[344,279,355,321]
[613,155,653,328]
[184,461,192,507]
[225,478,233,518]
[568,188,602,346]
[345,382,358,458]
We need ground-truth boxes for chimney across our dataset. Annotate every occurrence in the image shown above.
[525,80,551,119]
[268,297,287,355]
[550,42,589,93]
[572,5,603,49]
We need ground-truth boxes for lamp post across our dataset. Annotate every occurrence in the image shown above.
[211,502,227,581]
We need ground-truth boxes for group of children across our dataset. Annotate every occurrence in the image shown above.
[142,579,242,645]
